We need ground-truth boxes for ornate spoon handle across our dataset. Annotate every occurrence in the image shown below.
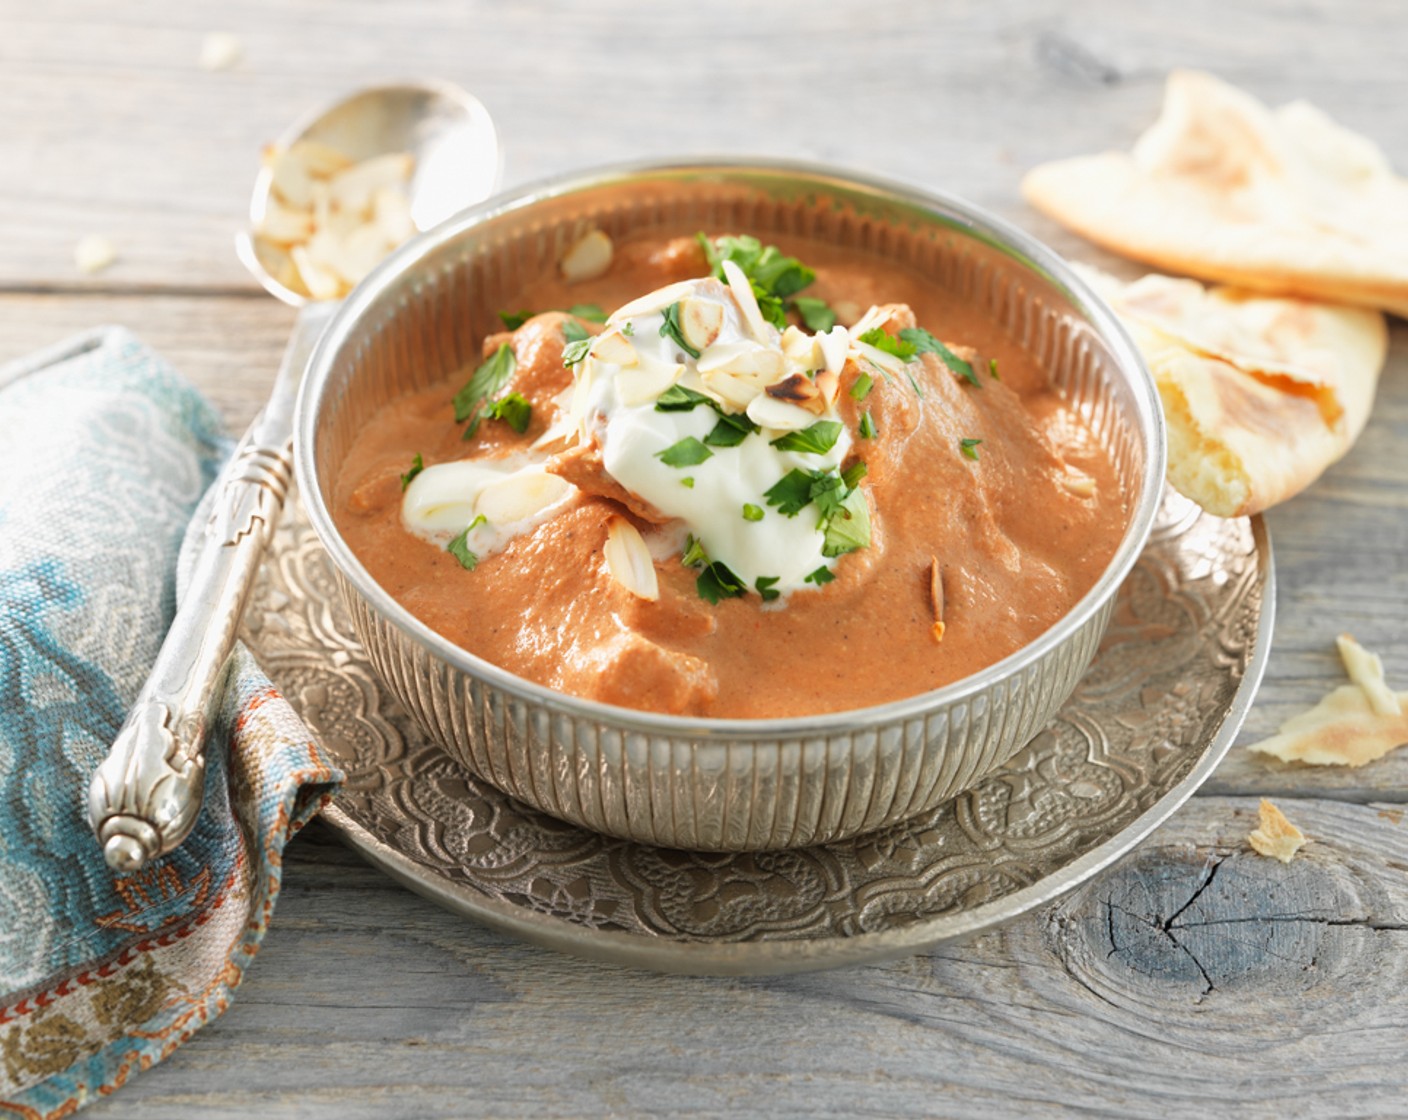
[88,302,337,871]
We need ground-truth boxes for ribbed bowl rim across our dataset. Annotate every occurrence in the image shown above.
[293,157,1168,739]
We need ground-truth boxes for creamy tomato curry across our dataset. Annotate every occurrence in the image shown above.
[334,230,1128,718]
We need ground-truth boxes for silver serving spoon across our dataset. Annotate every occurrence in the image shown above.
[87,81,499,872]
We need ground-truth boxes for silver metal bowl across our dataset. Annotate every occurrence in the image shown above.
[294,159,1166,851]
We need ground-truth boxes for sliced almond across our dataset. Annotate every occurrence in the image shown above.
[328,152,415,216]
[746,394,817,432]
[604,518,660,601]
[1338,633,1401,716]
[700,369,766,410]
[475,468,573,524]
[615,357,681,407]
[291,244,345,300]
[697,341,785,381]
[199,32,243,71]
[817,325,850,374]
[721,258,771,342]
[765,373,822,410]
[561,228,614,283]
[74,234,117,275]
[780,325,817,365]
[372,185,416,245]
[590,330,638,367]
[610,280,700,322]
[268,146,318,209]
[849,304,889,337]
[814,369,840,408]
[929,557,946,644]
[286,139,355,178]
[1061,472,1097,499]
[311,180,333,231]
[678,297,725,351]
[851,339,908,378]
[257,197,316,245]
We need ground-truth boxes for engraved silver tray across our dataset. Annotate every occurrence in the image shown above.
[245,488,1272,975]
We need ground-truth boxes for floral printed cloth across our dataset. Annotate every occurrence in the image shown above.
[0,329,342,1116]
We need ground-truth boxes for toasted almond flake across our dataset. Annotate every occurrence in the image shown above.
[851,339,908,378]
[700,369,766,410]
[780,325,817,365]
[814,369,840,408]
[696,342,785,382]
[257,197,316,245]
[765,373,821,409]
[1061,472,1097,499]
[849,304,890,337]
[561,228,614,283]
[290,244,343,300]
[591,330,639,367]
[199,32,243,71]
[817,325,850,374]
[1248,799,1306,863]
[268,146,318,209]
[928,557,946,644]
[311,180,332,230]
[475,469,573,524]
[746,394,816,432]
[721,258,771,342]
[1338,633,1401,716]
[678,297,725,351]
[615,359,681,407]
[287,139,355,178]
[74,234,117,275]
[604,517,659,601]
[609,280,699,322]
[329,153,415,216]
[372,185,416,244]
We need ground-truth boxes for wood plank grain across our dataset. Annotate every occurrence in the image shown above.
[79,799,1408,1119]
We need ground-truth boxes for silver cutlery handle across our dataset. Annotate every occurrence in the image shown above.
[88,303,334,871]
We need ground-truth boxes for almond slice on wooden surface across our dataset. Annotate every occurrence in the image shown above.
[604,517,659,601]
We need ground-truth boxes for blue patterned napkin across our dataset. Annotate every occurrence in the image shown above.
[0,329,342,1114]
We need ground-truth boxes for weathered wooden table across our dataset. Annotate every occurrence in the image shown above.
[6,2,1407,1115]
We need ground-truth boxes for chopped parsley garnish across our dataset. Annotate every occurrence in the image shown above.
[399,453,424,491]
[755,576,781,602]
[655,384,715,411]
[804,565,836,586]
[859,327,917,362]
[567,303,607,323]
[697,233,816,329]
[989,357,1000,380]
[763,469,819,516]
[960,437,983,461]
[453,344,517,439]
[841,460,868,489]
[681,476,695,489]
[659,302,702,359]
[681,534,710,567]
[901,327,980,387]
[483,392,532,434]
[791,296,837,332]
[446,527,479,571]
[905,370,926,398]
[849,371,873,401]
[622,321,635,336]
[561,336,593,366]
[680,534,746,604]
[465,514,487,532]
[498,309,534,330]
[822,488,870,558]
[704,411,759,448]
[656,436,713,468]
[742,503,764,522]
[858,411,877,440]
[770,420,843,456]
[562,319,591,345]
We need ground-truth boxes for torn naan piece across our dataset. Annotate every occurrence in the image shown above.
[1248,634,1408,768]
[1024,70,1408,315]
[1248,800,1306,863]
[1077,264,1386,516]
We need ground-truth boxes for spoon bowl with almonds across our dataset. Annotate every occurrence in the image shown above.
[87,81,500,872]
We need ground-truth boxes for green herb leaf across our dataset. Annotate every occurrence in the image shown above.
[840,460,868,489]
[859,327,918,362]
[681,534,709,568]
[561,337,593,367]
[905,370,925,398]
[901,327,980,387]
[755,576,781,602]
[697,561,747,605]
[498,309,535,330]
[466,514,487,532]
[791,296,837,332]
[656,437,713,468]
[742,503,764,522]
[807,471,847,523]
[698,233,816,327]
[399,453,424,491]
[453,344,518,436]
[703,412,759,448]
[770,420,843,456]
[960,437,983,461]
[622,322,636,336]
[849,371,873,401]
[822,487,871,558]
[655,384,714,412]
[446,527,479,571]
[763,469,818,516]
[483,392,532,434]
[804,565,836,586]
[659,302,702,359]
[567,303,607,323]
[681,476,695,489]
[562,319,591,345]
[858,411,877,440]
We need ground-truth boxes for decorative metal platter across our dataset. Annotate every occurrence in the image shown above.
[244,489,1272,975]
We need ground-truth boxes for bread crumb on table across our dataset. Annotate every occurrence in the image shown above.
[1248,799,1307,863]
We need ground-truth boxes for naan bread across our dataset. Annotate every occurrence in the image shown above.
[1078,264,1385,516]
[1024,71,1408,316]
[1247,800,1306,863]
